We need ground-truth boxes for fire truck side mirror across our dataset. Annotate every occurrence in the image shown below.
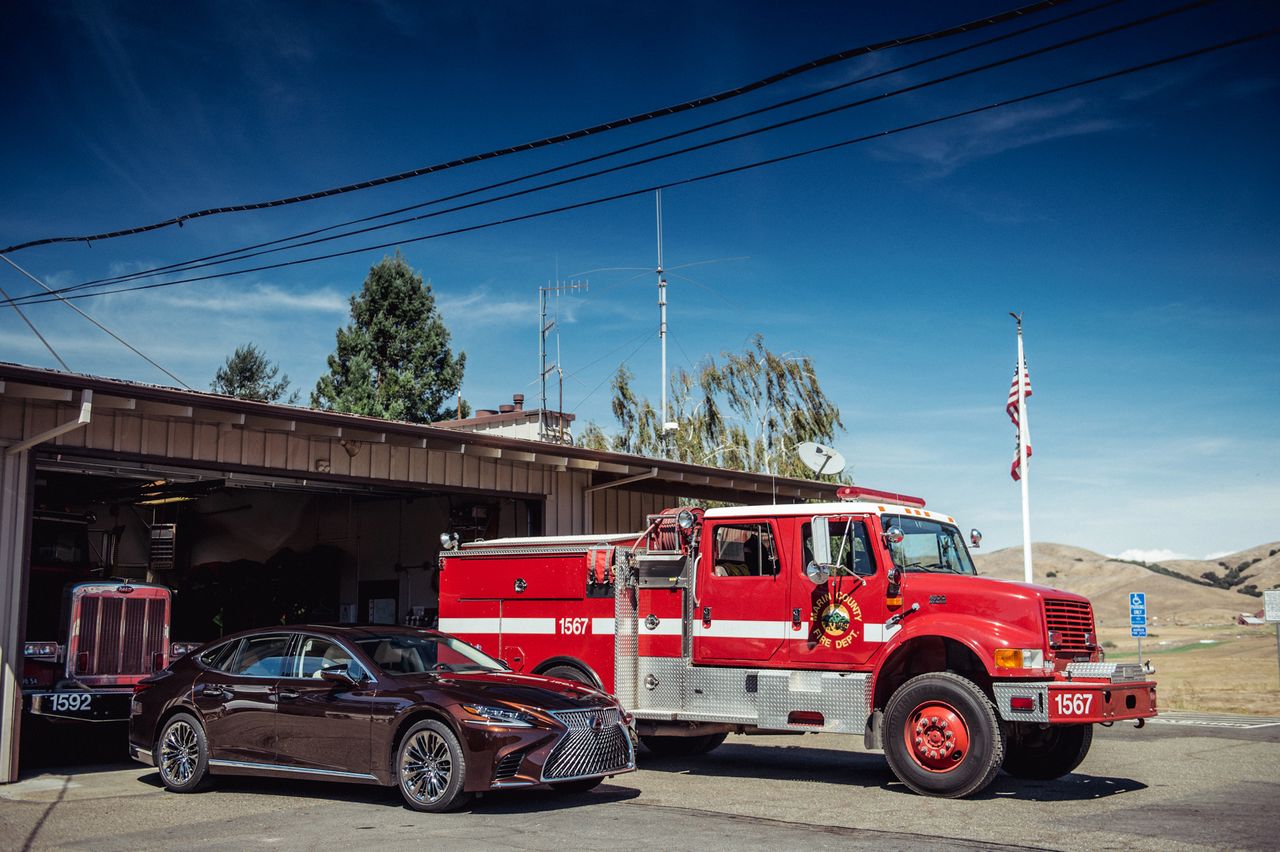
[805,561,831,585]
[970,528,982,548]
[886,564,904,599]
[810,517,832,565]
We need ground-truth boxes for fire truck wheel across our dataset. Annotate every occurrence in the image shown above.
[541,664,595,686]
[640,732,726,756]
[155,713,210,793]
[882,672,1005,798]
[550,776,604,794]
[1002,722,1093,780]
[396,719,473,813]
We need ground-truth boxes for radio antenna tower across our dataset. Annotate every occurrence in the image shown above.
[655,190,677,435]
[538,276,588,442]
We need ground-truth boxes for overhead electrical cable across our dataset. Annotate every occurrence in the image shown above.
[0,1,1074,255]
[0,254,192,387]
[3,28,1273,310]
[0,277,70,371]
[69,0,1132,295]
[24,0,1207,305]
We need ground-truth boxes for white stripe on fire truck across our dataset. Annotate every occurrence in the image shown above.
[438,617,556,635]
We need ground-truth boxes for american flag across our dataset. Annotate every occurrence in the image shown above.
[1007,361,1032,481]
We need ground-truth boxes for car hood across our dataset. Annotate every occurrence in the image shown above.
[400,670,615,711]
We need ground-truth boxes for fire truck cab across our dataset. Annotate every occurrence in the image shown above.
[439,487,1157,798]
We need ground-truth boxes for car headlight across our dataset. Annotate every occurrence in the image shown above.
[461,704,536,727]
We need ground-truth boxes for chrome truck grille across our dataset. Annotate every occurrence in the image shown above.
[73,592,168,682]
[1044,598,1096,658]
[542,708,633,781]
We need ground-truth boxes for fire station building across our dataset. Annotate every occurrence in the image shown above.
[0,362,836,782]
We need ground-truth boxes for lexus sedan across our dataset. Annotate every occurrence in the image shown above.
[129,625,635,812]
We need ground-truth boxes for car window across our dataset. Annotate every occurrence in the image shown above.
[292,636,355,678]
[228,634,290,677]
[198,640,241,672]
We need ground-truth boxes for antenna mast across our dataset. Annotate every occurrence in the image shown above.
[538,276,588,442]
[656,190,675,434]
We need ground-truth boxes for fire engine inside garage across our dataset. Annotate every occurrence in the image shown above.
[0,363,835,782]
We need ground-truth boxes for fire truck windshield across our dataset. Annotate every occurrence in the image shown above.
[881,515,976,575]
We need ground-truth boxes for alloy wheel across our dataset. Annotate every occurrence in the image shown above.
[400,730,453,804]
[160,721,200,785]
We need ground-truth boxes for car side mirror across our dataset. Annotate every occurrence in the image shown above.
[805,561,832,585]
[320,664,358,686]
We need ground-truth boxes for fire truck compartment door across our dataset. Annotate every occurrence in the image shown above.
[449,555,590,599]
[693,519,790,664]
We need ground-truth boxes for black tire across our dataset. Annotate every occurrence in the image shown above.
[396,719,472,813]
[1003,723,1093,780]
[640,732,726,756]
[550,776,604,794]
[541,664,595,686]
[155,713,210,793]
[882,672,1005,798]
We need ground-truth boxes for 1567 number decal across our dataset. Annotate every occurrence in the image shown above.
[1053,692,1094,717]
[558,617,588,635]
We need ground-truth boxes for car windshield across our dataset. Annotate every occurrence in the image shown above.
[881,515,977,575]
[355,633,505,675]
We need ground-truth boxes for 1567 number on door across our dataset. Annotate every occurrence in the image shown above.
[558,617,588,635]
[1053,692,1093,717]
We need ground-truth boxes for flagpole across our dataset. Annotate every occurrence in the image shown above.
[1013,313,1033,584]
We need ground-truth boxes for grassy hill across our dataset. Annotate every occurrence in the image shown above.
[973,542,1280,714]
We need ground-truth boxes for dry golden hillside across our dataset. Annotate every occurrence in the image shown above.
[973,542,1280,713]
[972,542,1265,628]
[1161,541,1280,603]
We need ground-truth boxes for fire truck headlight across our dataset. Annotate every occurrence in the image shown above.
[995,649,1044,669]
[24,642,58,658]
[676,509,695,531]
[461,704,535,727]
[439,532,460,551]
[170,642,200,659]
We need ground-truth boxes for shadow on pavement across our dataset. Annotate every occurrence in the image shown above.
[640,741,1147,801]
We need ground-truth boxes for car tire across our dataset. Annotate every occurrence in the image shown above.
[396,719,472,813]
[640,732,726,756]
[550,776,604,794]
[882,672,1005,798]
[155,713,210,793]
[541,664,594,686]
[1003,722,1093,780]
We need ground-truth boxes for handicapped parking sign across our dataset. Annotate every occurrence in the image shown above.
[1130,592,1146,608]
[1131,626,1147,638]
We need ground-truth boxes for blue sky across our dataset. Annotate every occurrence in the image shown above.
[2,1,1277,558]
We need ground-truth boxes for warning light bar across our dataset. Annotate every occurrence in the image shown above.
[836,486,926,508]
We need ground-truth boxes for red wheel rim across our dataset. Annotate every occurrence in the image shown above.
[902,700,970,772]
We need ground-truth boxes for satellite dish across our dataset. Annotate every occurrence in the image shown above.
[797,442,846,477]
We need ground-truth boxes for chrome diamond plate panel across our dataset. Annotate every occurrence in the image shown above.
[993,682,1050,723]
[1066,662,1147,682]
[756,670,869,734]
[615,554,638,710]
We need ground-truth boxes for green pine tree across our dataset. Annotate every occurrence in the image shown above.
[211,343,299,404]
[312,252,466,423]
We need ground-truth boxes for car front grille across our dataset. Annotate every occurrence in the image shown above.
[1044,598,1096,657]
[541,708,633,781]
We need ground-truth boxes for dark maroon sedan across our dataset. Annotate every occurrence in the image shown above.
[128,625,635,812]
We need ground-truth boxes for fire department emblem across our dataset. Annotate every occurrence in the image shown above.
[812,591,862,649]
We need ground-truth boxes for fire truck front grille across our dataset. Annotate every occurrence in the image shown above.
[74,594,167,678]
[541,708,632,781]
[1044,598,1096,657]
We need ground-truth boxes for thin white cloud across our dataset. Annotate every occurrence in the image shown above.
[161,284,348,314]
[1112,548,1190,563]
[436,289,532,327]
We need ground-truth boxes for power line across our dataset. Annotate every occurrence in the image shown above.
[22,0,1207,305]
[0,278,69,371]
[3,27,1274,310]
[62,0,1128,295]
[0,254,191,388]
[0,1,1072,256]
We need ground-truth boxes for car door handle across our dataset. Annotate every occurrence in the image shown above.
[203,685,229,699]
[276,688,300,701]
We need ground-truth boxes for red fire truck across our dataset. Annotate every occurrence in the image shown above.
[438,486,1157,798]
[22,511,185,724]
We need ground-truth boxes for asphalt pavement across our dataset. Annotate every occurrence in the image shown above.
[2,712,1278,852]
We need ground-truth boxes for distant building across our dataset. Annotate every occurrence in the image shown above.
[435,393,574,443]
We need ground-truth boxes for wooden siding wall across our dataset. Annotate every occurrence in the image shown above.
[0,400,620,536]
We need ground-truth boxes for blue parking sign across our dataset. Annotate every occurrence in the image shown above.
[1131,626,1147,638]
[1130,607,1146,618]
[1130,592,1146,608]
[1131,614,1146,625]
